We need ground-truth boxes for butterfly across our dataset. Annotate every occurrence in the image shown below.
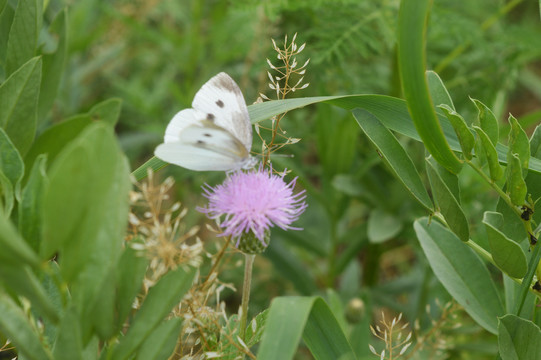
[155,72,256,171]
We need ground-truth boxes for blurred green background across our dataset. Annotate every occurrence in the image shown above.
[27,0,541,357]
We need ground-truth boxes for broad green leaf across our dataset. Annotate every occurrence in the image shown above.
[90,265,116,340]
[471,98,499,145]
[25,98,121,174]
[18,154,47,252]
[135,318,182,360]
[367,208,403,243]
[38,9,67,121]
[135,95,541,178]
[5,0,42,75]
[414,217,504,334]
[506,153,527,206]
[397,0,462,173]
[0,210,40,267]
[52,307,82,360]
[0,292,53,360]
[426,158,469,241]
[474,126,504,181]
[0,264,58,323]
[0,127,23,188]
[0,170,13,214]
[438,104,474,160]
[507,114,530,175]
[353,108,432,211]
[0,56,41,154]
[115,245,150,333]
[0,2,15,71]
[258,296,356,360]
[530,125,541,158]
[482,212,527,279]
[498,314,541,360]
[427,70,454,110]
[42,123,131,341]
[503,275,535,317]
[112,266,196,360]
[513,233,541,315]
[86,98,122,126]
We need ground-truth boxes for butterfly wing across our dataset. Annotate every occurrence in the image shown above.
[163,108,206,143]
[191,72,252,152]
[155,123,250,171]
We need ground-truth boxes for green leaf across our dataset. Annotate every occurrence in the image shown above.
[0,210,40,267]
[367,208,403,243]
[513,231,541,315]
[471,98,499,146]
[0,56,41,154]
[257,296,356,360]
[0,264,59,323]
[474,126,504,181]
[42,123,131,341]
[25,98,121,174]
[427,70,454,110]
[18,154,47,252]
[507,114,530,176]
[5,0,42,76]
[426,158,469,241]
[115,245,150,333]
[353,108,433,211]
[530,125,541,158]
[135,318,182,360]
[498,314,541,360]
[438,104,474,160]
[506,153,527,206]
[0,292,53,360]
[397,0,462,173]
[245,309,269,347]
[52,307,82,360]
[414,217,504,334]
[112,266,196,360]
[136,95,541,179]
[0,169,14,214]
[38,9,67,121]
[90,265,116,340]
[0,2,15,71]
[0,127,23,188]
[482,212,527,279]
[85,98,122,127]
[132,156,169,181]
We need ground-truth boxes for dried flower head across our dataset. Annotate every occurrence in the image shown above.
[257,32,310,167]
[198,167,307,248]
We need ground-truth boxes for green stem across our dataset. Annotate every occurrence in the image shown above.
[239,254,256,341]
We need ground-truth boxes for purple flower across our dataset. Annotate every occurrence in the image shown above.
[198,167,307,247]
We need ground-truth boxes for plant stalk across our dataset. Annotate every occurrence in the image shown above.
[239,254,256,341]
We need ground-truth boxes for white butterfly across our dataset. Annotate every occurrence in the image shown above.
[155,72,257,171]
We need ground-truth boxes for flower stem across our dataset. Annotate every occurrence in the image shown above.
[239,254,256,341]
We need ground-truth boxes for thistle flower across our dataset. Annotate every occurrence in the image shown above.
[198,167,307,251]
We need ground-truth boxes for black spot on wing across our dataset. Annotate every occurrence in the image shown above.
[216,100,224,108]
[203,133,212,137]
[197,140,205,145]
[207,113,215,121]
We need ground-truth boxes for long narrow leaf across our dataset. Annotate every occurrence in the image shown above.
[398,0,462,173]
[258,296,356,360]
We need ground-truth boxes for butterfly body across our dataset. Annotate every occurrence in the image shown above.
[155,72,255,171]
